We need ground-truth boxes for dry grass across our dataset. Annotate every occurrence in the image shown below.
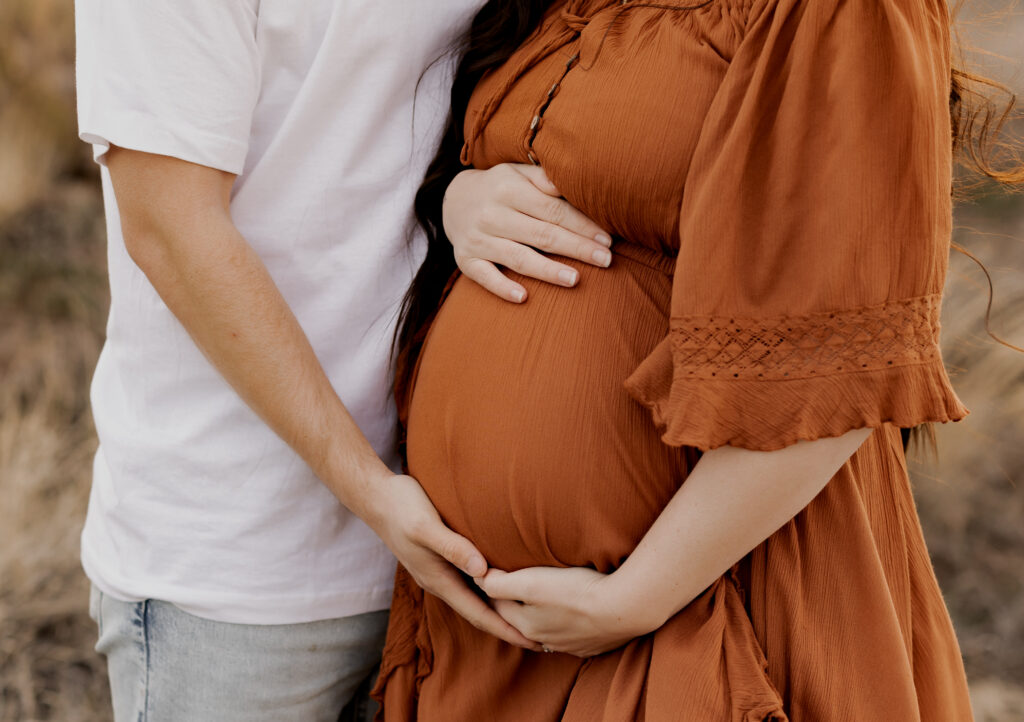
[1,1,1023,721]
[0,0,91,221]
[0,185,110,722]
[915,200,1024,700]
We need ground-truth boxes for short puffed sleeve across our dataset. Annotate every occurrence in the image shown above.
[625,0,968,451]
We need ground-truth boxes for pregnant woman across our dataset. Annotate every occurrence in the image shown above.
[375,0,983,718]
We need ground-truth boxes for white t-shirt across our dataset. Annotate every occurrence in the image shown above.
[75,0,482,624]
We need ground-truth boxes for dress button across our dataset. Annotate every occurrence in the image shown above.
[528,151,539,165]
[530,115,541,130]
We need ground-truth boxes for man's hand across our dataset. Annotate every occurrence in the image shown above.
[105,147,533,647]
[444,163,613,303]
[369,475,541,651]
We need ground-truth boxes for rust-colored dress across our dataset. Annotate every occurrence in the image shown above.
[373,0,974,719]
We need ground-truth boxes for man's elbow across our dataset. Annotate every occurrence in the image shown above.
[106,146,234,279]
[119,200,197,288]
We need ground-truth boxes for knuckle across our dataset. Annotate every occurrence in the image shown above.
[407,514,432,543]
[495,163,517,182]
[507,244,531,270]
[460,255,487,276]
[529,226,553,251]
[439,539,462,564]
[462,234,484,257]
[495,176,517,200]
[477,206,500,230]
[546,199,566,225]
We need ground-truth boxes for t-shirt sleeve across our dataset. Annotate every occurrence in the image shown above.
[624,0,968,452]
[75,0,261,173]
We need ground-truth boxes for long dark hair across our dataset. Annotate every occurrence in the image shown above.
[393,0,549,418]
[395,0,1024,438]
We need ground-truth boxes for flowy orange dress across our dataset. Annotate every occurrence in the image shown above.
[373,0,974,719]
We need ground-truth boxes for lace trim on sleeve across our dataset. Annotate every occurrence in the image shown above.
[669,295,943,381]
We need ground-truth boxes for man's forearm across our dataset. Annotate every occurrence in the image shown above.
[109,150,388,524]
[611,428,872,629]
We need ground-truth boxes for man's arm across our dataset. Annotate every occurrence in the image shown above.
[107,147,536,649]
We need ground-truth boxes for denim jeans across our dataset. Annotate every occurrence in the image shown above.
[89,585,388,722]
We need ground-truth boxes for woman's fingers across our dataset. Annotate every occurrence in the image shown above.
[504,166,613,259]
[490,212,612,270]
[509,163,561,197]
[461,233,587,298]
[476,568,540,603]
[459,257,529,303]
[509,164,611,244]
[428,568,541,650]
[444,163,614,299]
[492,598,532,634]
[479,236,581,289]
[488,163,613,258]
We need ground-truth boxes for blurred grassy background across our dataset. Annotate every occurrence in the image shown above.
[0,0,1022,720]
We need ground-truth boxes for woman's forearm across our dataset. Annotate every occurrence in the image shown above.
[610,428,872,630]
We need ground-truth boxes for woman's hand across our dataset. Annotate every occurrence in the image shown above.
[444,163,613,303]
[476,431,871,657]
[371,474,541,652]
[475,566,660,657]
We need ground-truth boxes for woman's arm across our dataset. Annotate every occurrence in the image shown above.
[444,163,613,302]
[477,427,871,657]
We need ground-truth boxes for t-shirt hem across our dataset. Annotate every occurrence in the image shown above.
[82,547,396,626]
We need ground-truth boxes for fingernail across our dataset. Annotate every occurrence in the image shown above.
[511,289,526,303]
[558,269,578,286]
[592,249,612,267]
[595,232,612,247]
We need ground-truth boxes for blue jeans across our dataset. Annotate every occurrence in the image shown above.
[89,585,388,722]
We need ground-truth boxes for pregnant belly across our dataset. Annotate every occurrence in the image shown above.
[406,246,695,573]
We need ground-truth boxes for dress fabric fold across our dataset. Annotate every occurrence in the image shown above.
[373,0,973,719]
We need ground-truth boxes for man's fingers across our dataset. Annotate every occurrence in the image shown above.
[418,520,488,578]
[460,257,528,303]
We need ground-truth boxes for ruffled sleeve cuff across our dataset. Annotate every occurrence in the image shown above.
[624,295,968,451]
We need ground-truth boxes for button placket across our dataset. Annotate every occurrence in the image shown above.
[524,49,581,166]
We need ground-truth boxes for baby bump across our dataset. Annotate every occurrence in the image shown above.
[406,247,694,573]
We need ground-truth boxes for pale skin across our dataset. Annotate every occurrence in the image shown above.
[442,162,613,301]
[443,162,874,657]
